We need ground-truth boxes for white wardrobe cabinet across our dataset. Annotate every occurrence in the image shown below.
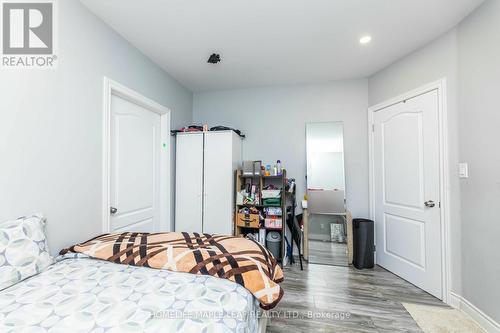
[175,133,204,233]
[175,131,242,235]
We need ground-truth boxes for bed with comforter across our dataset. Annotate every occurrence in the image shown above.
[1,254,261,332]
[0,215,283,333]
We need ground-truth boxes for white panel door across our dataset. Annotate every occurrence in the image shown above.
[110,95,161,233]
[175,133,204,233]
[203,132,234,235]
[373,90,442,298]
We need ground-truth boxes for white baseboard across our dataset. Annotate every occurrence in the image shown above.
[450,292,500,333]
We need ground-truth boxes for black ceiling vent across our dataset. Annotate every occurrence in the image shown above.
[207,53,221,64]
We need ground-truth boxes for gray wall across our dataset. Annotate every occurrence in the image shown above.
[193,80,370,219]
[457,0,500,323]
[0,0,193,255]
[369,0,500,322]
[368,29,463,295]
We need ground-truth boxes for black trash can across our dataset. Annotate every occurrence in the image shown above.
[353,218,375,269]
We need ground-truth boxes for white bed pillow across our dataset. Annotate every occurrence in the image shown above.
[0,214,53,290]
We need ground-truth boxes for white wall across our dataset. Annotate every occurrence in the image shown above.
[193,80,369,218]
[457,0,500,324]
[0,0,193,255]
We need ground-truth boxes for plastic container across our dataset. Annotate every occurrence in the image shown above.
[353,218,375,269]
[265,217,282,229]
[266,231,281,260]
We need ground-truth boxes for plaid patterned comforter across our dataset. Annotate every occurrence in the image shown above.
[61,232,284,309]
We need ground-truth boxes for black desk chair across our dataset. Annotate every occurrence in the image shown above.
[287,211,304,270]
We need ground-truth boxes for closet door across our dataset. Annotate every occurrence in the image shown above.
[203,132,237,235]
[175,133,203,232]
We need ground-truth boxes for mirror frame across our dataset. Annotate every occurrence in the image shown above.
[305,121,346,195]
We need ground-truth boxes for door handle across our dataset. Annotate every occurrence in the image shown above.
[110,207,118,215]
[424,201,436,208]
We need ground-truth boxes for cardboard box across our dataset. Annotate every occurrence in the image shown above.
[237,213,260,228]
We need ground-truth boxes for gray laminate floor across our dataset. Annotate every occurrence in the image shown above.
[266,261,447,333]
[308,240,349,267]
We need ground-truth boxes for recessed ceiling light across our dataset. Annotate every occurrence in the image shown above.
[359,36,372,45]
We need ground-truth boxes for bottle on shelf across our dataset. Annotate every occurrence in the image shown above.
[265,165,271,176]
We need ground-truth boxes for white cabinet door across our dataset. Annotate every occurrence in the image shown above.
[203,132,236,235]
[110,95,161,233]
[373,90,442,298]
[175,133,204,233]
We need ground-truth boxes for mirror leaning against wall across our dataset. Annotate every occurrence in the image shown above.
[305,122,348,266]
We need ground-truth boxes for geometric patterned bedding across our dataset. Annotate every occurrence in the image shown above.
[0,254,260,332]
[62,232,284,309]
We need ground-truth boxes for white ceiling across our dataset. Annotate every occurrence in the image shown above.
[81,0,484,92]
